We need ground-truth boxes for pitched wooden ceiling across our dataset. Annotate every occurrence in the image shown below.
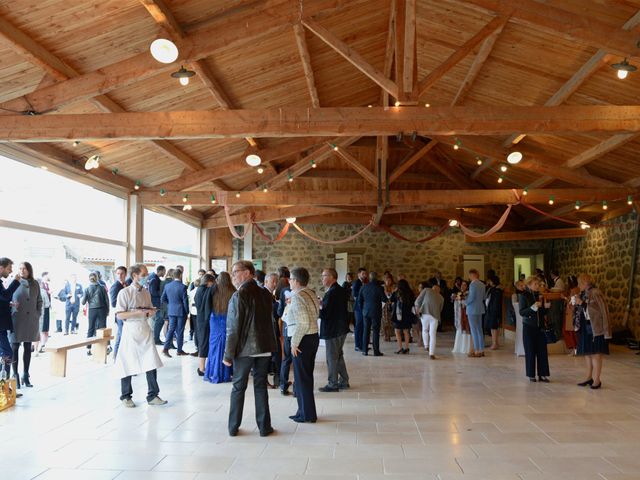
[0,0,639,231]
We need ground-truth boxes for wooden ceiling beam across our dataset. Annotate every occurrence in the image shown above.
[332,145,377,186]
[463,0,640,58]
[293,23,320,108]
[139,188,635,207]
[382,0,396,107]
[501,10,640,149]
[416,15,509,98]
[8,106,640,141]
[564,133,640,169]
[388,140,438,184]
[0,0,354,114]
[302,18,399,99]
[402,0,417,95]
[204,206,336,229]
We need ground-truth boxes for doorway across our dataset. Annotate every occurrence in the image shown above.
[513,254,545,283]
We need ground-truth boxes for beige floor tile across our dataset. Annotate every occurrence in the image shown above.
[32,469,121,480]
[334,444,405,458]
[603,456,640,473]
[115,473,197,480]
[402,444,478,459]
[307,457,384,474]
[228,457,309,475]
[357,432,424,444]
[80,453,166,471]
[456,457,540,475]
[530,456,622,475]
[261,444,334,458]
[152,455,235,473]
[383,457,463,475]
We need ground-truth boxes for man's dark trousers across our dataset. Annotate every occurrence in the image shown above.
[279,325,292,390]
[354,307,363,351]
[362,314,381,354]
[325,333,348,388]
[228,356,272,434]
[164,315,185,351]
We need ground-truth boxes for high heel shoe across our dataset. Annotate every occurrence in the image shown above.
[577,378,593,387]
[196,368,204,377]
[590,382,602,389]
[395,349,403,354]
[22,374,32,388]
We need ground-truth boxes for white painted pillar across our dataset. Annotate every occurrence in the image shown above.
[200,227,209,270]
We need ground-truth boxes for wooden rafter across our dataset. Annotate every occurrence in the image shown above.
[463,0,640,58]
[382,0,396,106]
[293,23,320,108]
[332,145,377,186]
[388,140,438,184]
[7,106,640,141]
[139,188,636,207]
[302,18,399,99]
[416,16,509,98]
[402,0,417,95]
[204,206,336,229]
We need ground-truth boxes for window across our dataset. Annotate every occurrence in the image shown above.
[143,209,200,255]
[0,155,126,241]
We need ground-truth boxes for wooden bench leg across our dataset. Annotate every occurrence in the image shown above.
[50,351,67,377]
[93,341,108,365]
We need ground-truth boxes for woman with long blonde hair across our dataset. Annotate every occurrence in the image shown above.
[204,272,236,383]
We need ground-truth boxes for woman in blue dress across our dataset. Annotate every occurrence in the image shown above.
[205,272,235,383]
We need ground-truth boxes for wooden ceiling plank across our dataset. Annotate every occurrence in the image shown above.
[388,140,438,184]
[382,0,396,106]
[416,15,509,98]
[463,0,640,58]
[501,10,640,149]
[333,145,377,186]
[302,18,399,99]
[402,0,417,95]
[9,106,640,141]
[564,133,640,169]
[394,0,406,97]
[293,23,320,108]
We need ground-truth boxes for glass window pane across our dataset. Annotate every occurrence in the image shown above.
[143,209,200,255]
[143,250,199,284]
[0,155,127,240]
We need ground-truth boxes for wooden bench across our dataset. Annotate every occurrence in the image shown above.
[45,335,114,377]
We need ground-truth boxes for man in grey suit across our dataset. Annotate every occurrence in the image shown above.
[357,271,385,356]
[466,269,486,357]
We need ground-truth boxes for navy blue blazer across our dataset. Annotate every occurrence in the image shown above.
[161,280,189,317]
[358,282,385,319]
[58,282,83,310]
[352,279,364,312]
[147,272,162,307]
[0,279,20,331]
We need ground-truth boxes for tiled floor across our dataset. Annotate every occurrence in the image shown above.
[3,332,640,480]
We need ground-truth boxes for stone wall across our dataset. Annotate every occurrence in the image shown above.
[552,212,640,338]
[250,223,551,295]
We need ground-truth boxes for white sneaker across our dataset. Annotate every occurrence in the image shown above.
[148,396,168,406]
[122,398,136,408]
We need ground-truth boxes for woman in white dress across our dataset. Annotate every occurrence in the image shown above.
[452,280,473,354]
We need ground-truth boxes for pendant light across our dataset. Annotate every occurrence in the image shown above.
[171,66,195,86]
[611,58,637,79]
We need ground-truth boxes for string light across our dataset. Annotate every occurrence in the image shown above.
[134,180,141,190]
[448,219,459,227]
[500,164,508,172]
[497,175,504,184]
[425,103,430,108]
[182,194,188,203]
[210,194,216,204]
[575,200,581,210]
[257,166,264,174]
[602,200,608,210]
[628,195,633,205]
[235,192,241,198]
[453,138,462,150]
[394,100,401,107]
[476,157,483,166]
[310,159,317,168]
[159,188,167,197]
[548,196,554,205]
[288,173,294,182]
[367,104,373,108]
[72,140,80,147]
[262,185,268,193]
[522,188,528,196]
[286,217,297,223]
[182,204,192,211]
[330,143,339,151]
[580,221,591,230]
[111,168,119,175]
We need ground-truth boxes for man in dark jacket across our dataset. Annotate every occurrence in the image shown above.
[110,266,127,358]
[319,268,350,392]
[223,260,277,437]
[0,257,21,378]
[351,267,368,352]
[161,269,189,357]
[358,271,385,356]
[147,265,165,345]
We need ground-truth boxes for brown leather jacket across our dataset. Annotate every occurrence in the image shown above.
[585,287,611,339]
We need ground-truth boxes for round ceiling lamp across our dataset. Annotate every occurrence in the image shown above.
[246,154,262,167]
[150,39,179,64]
[507,151,523,164]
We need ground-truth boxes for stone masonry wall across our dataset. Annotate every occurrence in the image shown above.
[251,223,551,296]
[552,212,640,339]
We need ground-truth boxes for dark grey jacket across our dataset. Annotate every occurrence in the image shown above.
[224,279,277,362]
[82,282,110,312]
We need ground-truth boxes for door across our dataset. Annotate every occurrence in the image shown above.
[335,252,348,285]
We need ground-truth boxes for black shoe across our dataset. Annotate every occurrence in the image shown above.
[22,375,32,388]
[197,368,205,377]
[577,378,594,387]
[176,351,189,356]
[402,348,409,354]
[529,377,537,382]
[290,415,315,423]
[373,352,384,357]
[337,382,350,389]
[538,376,550,383]
[590,382,602,389]
[319,385,340,392]
[395,349,403,354]
[260,427,274,437]
[190,351,199,357]
[162,350,172,358]
[106,346,112,355]
[154,341,163,346]
[229,429,238,437]
[87,350,92,356]
[362,351,368,356]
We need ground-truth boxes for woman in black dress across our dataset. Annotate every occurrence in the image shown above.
[484,275,503,350]
[575,274,610,389]
[391,279,415,354]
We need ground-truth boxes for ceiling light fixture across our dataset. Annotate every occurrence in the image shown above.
[522,188,528,196]
[160,189,167,197]
[394,100,401,107]
[500,164,508,172]
[84,154,100,170]
[262,185,268,193]
[246,154,261,167]
[171,65,195,86]
[580,221,591,230]
[611,58,637,79]
[602,200,608,210]
[182,194,188,203]
[210,194,216,204]
[453,138,462,150]
[286,217,297,223]
[476,157,483,166]
[507,151,523,164]
[235,192,241,198]
[497,175,504,184]
[182,204,192,211]
[72,140,80,147]
[548,195,555,205]
[257,166,264,174]
[575,200,581,210]
[310,159,317,168]
[150,38,179,64]
[40,166,48,170]
[628,195,633,205]
[134,180,141,190]
[288,173,294,182]
[448,219,459,227]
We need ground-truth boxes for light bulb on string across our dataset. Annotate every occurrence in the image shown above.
[210,194,216,204]
[262,185,268,193]
[235,192,240,198]
[575,201,581,210]
[522,188,528,196]
[310,159,316,168]
[134,180,141,191]
[476,157,483,166]
[497,175,503,184]
[182,194,188,203]
[448,219,459,227]
[453,138,462,150]
[257,166,264,174]
[500,164,508,172]
[628,195,633,205]
[602,201,608,210]
[288,173,294,182]
[548,196,554,205]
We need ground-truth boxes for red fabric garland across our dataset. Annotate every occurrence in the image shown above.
[376,223,450,243]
